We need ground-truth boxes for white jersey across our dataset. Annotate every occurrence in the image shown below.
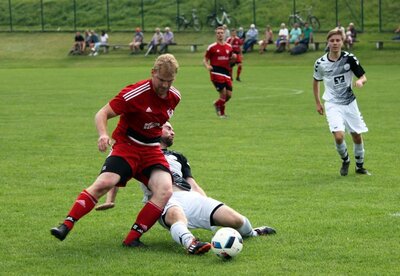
[313,51,365,105]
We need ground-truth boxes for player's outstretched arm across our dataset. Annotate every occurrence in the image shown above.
[95,186,119,211]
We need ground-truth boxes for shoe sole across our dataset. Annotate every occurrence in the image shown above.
[123,241,146,248]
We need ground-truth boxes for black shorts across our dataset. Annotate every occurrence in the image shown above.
[100,156,171,186]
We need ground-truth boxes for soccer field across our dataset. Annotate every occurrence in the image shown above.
[0,33,399,275]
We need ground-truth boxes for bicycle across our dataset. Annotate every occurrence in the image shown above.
[206,7,237,28]
[288,6,320,31]
[176,9,202,32]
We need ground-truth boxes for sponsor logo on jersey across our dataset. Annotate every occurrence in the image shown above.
[334,75,345,85]
[143,122,160,130]
[167,108,174,118]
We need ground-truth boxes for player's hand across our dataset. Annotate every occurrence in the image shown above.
[354,79,364,88]
[316,103,324,115]
[98,135,112,152]
[95,202,115,211]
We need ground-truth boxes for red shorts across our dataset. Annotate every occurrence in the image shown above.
[234,54,242,63]
[210,73,233,92]
[109,141,169,186]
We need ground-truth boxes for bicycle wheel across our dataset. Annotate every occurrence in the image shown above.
[193,18,202,31]
[176,17,185,31]
[309,16,320,31]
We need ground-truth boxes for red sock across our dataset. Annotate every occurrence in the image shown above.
[237,65,242,78]
[64,190,97,230]
[220,103,226,115]
[123,201,163,245]
[217,98,226,108]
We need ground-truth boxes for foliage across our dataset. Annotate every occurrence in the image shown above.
[0,0,399,32]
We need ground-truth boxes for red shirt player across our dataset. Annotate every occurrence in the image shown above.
[51,54,181,247]
[203,26,235,118]
[226,28,243,81]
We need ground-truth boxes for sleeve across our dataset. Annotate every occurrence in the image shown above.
[205,47,211,60]
[313,59,323,81]
[178,153,193,179]
[108,86,132,115]
[349,55,365,78]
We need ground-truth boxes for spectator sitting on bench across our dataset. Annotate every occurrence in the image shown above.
[345,22,357,49]
[299,22,313,45]
[258,25,273,54]
[148,27,163,54]
[159,27,174,54]
[93,30,109,56]
[393,25,400,40]
[129,27,144,54]
[237,26,246,43]
[276,23,289,52]
[69,31,85,55]
[243,24,258,53]
[289,23,302,46]
[88,30,101,56]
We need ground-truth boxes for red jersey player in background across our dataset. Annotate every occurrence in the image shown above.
[226,28,243,81]
[203,26,236,118]
[51,54,181,247]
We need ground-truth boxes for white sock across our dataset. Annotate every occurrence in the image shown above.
[170,221,194,249]
[354,143,365,167]
[336,141,350,162]
[237,216,255,237]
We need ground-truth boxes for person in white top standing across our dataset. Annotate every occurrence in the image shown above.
[313,28,370,176]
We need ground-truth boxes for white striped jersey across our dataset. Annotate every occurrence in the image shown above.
[313,51,365,105]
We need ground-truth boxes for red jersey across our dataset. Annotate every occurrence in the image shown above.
[226,37,243,54]
[109,79,181,145]
[205,42,233,78]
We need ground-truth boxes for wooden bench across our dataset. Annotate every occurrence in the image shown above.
[165,43,204,52]
[312,40,358,51]
[109,42,202,53]
[110,42,148,51]
[370,40,400,50]
[313,41,326,51]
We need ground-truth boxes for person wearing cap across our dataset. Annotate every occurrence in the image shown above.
[159,27,175,54]
[243,23,258,53]
[129,27,144,54]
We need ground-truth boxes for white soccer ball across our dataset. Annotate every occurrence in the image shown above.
[211,227,243,259]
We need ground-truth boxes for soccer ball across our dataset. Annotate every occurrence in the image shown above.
[211,227,243,259]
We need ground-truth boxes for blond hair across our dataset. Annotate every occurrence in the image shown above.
[153,54,179,75]
[326,27,345,41]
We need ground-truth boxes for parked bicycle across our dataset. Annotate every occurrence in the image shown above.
[176,9,202,32]
[288,6,320,31]
[206,7,237,28]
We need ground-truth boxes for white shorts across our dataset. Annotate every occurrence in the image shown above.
[325,100,368,134]
[159,191,223,230]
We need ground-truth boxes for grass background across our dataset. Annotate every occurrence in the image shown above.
[0,31,399,275]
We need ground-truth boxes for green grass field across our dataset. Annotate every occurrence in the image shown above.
[0,32,399,275]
